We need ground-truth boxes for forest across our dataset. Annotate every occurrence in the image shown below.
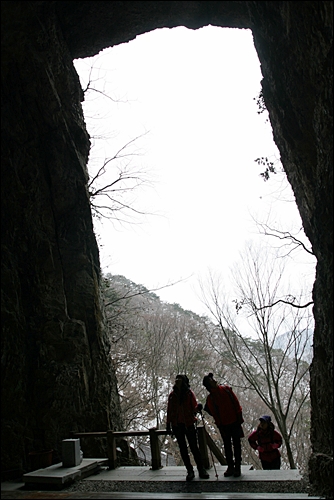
[103,273,312,472]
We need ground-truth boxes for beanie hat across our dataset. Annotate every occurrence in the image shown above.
[176,374,190,387]
[259,415,271,423]
[202,372,214,389]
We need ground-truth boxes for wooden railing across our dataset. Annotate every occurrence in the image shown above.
[71,425,227,470]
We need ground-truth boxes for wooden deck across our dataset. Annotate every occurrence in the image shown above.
[83,464,302,482]
[18,461,305,485]
[1,462,323,499]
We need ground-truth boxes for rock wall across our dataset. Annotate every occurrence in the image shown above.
[1,2,123,471]
[1,1,332,496]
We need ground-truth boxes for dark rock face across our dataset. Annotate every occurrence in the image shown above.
[1,1,123,471]
[1,1,332,496]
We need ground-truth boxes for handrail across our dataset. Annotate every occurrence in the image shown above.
[70,425,226,470]
[71,430,168,438]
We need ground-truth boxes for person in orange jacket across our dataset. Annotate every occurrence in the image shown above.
[166,374,209,482]
[248,415,282,469]
[202,372,244,477]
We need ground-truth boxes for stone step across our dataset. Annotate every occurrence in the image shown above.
[22,458,109,487]
[0,489,324,499]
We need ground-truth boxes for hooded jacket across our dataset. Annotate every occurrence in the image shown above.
[248,424,282,463]
[204,384,243,426]
[167,388,199,428]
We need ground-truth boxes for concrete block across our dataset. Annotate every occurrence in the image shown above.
[62,439,81,467]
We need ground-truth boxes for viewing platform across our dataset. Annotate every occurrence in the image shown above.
[1,461,323,499]
[1,430,324,499]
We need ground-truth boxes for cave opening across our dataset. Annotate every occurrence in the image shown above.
[73,25,315,318]
[72,25,316,471]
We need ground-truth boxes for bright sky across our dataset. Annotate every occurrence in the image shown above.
[74,26,316,320]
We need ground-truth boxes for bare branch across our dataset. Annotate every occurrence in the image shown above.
[255,299,313,310]
[253,219,314,257]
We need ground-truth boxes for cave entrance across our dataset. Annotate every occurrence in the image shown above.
[73,25,315,319]
[72,28,315,470]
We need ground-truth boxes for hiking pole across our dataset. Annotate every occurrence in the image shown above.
[199,410,219,480]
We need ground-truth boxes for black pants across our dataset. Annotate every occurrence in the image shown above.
[218,422,242,467]
[172,423,204,471]
[261,456,281,470]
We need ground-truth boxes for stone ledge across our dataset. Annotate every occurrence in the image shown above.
[22,458,108,486]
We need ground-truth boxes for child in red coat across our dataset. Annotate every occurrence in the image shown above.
[248,415,282,469]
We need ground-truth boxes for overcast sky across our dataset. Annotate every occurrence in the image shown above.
[74,26,316,320]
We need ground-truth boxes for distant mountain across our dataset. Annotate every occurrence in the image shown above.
[273,329,313,361]
[103,273,210,322]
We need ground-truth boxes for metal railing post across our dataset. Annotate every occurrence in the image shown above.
[107,430,117,469]
[149,427,162,470]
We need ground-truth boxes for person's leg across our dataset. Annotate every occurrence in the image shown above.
[231,423,242,476]
[219,426,234,476]
[261,459,271,470]
[185,425,209,479]
[269,456,281,469]
[261,456,281,470]
[173,424,194,480]
[174,425,192,470]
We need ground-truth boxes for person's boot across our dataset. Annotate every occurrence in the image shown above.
[198,467,209,479]
[224,464,235,477]
[233,464,241,477]
[186,468,195,481]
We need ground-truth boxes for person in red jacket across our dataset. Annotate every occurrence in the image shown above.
[166,374,209,481]
[248,415,283,469]
[202,372,244,477]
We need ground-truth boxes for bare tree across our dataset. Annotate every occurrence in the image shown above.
[74,57,155,228]
[87,132,154,226]
[199,242,313,469]
[102,276,163,430]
